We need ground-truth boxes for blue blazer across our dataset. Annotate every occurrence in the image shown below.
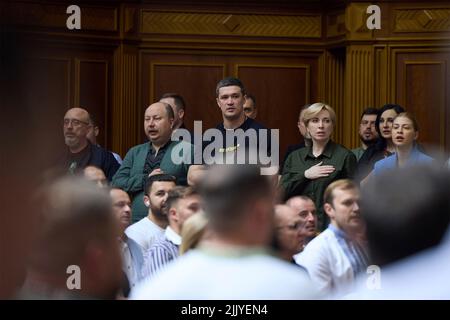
[373,145,433,176]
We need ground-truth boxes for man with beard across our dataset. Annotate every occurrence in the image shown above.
[125,174,176,253]
[351,108,379,161]
[62,107,120,181]
[112,102,193,222]
[295,179,369,297]
[143,186,201,277]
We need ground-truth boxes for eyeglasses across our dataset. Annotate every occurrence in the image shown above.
[63,118,90,127]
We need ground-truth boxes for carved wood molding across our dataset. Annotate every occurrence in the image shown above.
[327,11,346,38]
[140,10,321,38]
[394,8,450,33]
[7,2,117,32]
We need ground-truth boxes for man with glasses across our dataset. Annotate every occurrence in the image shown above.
[63,107,120,181]
[273,204,308,263]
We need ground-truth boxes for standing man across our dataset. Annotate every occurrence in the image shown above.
[243,93,257,119]
[112,102,193,222]
[295,179,369,297]
[286,195,318,244]
[86,114,123,164]
[273,204,308,263]
[109,187,144,293]
[201,77,271,166]
[159,93,187,130]
[125,174,176,251]
[131,165,315,299]
[143,186,201,277]
[21,177,123,299]
[351,108,379,161]
[62,107,120,181]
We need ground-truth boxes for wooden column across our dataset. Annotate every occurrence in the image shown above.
[112,44,138,157]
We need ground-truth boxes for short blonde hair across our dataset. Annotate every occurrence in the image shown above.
[303,103,336,127]
[180,211,208,255]
[323,179,358,206]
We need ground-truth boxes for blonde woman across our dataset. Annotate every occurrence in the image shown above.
[179,211,209,255]
[280,103,357,231]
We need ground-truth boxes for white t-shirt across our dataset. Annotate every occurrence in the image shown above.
[125,217,164,253]
[131,248,316,300]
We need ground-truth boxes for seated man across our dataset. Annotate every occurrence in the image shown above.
[142,186,201,277]
[295,179,368,297]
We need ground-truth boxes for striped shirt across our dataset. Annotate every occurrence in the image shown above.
[295,224,369,296]
[142,226,181,278]
[328,224,369,277]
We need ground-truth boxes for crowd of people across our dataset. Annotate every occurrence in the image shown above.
[13,76,450,299]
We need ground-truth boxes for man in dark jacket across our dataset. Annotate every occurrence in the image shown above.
[62,107,119,181]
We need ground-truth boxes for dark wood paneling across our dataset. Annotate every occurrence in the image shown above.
[152,63,225,132]
[27,57,71,150]
[396,51,449,152]
[237,64,312,161]
[78,59,109,146]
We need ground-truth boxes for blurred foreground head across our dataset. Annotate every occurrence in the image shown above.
[361,165,450,267]
[24,177,122,299]
[198,164,275,247]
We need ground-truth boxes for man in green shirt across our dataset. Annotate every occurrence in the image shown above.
[112,102,193,223]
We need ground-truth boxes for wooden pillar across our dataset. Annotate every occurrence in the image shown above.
[112,44,138,157]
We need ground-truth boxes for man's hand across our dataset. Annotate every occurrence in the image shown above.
[304,162,335,179]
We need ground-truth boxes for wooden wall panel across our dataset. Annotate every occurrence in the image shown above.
[140,52,319,161]
[141,58,226,141]
[236,64,311,160]
[77,59,109,147]
[395,51,449,152]
[26,57,72,151]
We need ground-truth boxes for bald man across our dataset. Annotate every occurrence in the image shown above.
[83,165,108,188]
[274,205,308,262]
[62,107,119,180]
[112,102,194,223]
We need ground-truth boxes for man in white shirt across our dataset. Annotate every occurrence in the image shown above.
[143,186,201,277]
[125,174,176,254]
[295,179,369,297]
[110,187,144,293]
[131,164,315,300]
